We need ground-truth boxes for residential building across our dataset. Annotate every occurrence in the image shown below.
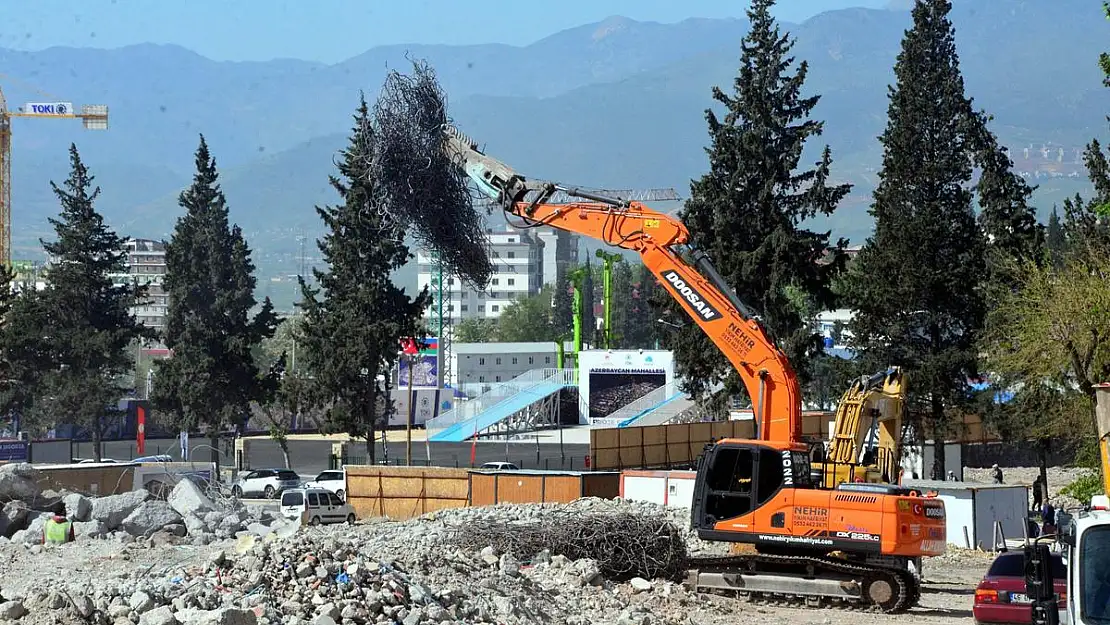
[416,225,544,321]
[532,227,580,287]
[112,238,169,331]
[450,341,574,395]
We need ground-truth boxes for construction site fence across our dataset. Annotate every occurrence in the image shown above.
[343,465,621,520]
[333,449,595,472]
[589,420,756,471]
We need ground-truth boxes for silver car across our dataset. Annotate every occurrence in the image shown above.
[231,468,302,499]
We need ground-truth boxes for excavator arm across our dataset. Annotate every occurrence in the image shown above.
[824,366,907,486]
[443,126,802,443]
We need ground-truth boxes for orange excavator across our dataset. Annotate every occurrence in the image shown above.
[442,126,946,612]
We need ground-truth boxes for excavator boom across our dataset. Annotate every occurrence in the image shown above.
[444,127,802,443]
[824,366,907,486]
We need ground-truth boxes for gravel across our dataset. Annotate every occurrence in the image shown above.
[0,495,995,625]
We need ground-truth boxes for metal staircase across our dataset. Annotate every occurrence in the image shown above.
[426,368,576,442]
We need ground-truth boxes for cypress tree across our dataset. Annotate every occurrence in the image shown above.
[971,117,1044,284]
[610,259,634,348]
[661,0,851,404]
[30,145,151,457]
[298,95,429,462]
[551,267,573,341]
[840,0,985,478]
[580,257,597,348]
[153,136,278,470]
[1045,207,1066,268]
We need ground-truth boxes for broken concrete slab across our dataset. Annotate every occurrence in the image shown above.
[91,489,152,530]
[122,501,182,537]
[167,478,215,518]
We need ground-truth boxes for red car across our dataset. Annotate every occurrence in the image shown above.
[973,550,1066,624]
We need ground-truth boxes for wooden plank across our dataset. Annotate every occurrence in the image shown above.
[543,476,581,503]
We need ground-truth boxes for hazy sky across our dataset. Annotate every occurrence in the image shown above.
[0,0,892,63]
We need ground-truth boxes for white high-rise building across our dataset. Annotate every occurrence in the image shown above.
[110,238,169,330]
[417,225,546,321]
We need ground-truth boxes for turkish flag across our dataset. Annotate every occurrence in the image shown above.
[136,406,147,455]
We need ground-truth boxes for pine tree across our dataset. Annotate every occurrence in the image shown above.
[660,0,851,404]
[28,145,151,457]
[298,95,429,462]
[840,0,986,479]
[1046,207,1066,268]
[152,136,278,470]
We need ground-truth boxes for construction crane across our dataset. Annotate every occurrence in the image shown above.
[0,82,109,268]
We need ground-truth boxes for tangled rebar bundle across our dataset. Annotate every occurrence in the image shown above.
[447,508,689,581]
[370,60,493,288]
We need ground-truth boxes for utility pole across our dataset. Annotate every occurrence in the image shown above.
[406,352,415,466]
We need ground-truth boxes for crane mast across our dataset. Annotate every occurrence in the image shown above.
[0,84,109,268]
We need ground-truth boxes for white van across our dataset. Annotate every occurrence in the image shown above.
[280,487,356,526]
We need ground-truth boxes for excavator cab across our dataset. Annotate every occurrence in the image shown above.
[691,440,812,533]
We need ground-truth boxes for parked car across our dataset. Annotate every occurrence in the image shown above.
[231,468,302,499]
[280,488,356,526]
[973,550,1066,624]
[480,462,520,471]
[304,470,347,499]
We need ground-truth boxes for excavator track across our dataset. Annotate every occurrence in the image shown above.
[685,553,919,613]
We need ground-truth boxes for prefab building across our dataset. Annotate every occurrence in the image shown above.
[904,479,1029,550]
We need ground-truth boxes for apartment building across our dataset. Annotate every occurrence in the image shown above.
[417,225,546,321]
[114,238,169,331]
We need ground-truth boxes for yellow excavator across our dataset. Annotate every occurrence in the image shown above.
[819,367,907,488]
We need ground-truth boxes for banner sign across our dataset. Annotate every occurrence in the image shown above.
[24,102,74,116]
[399,354,438,388]
[0,440,28,462]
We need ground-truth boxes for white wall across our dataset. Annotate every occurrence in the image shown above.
[973,486,1029,549]
[620,471,696,508]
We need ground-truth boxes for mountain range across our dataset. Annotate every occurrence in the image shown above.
[2,1,1107,309]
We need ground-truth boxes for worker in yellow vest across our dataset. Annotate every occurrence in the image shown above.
[43,506,74,545]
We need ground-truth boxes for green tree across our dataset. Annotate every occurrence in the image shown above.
[298,96,428,462]
[660,0,851,406]
[805,354,861,411]
[1062,141,1110,252]
[580,257,597,348]
[970,116,1044,290]
[624,266,664,349]
[610,259,634,348]
[1046,207,1067,268]
[840,0,985,478]
[981,246,1110,480]
[28,145,152,456]
[551,268,573,340]
[152,136,279,469]
[0,266,49,423]
[496,287,558,342]
[454,317,499,343]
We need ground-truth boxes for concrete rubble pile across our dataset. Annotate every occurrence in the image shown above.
[0,496,733,625]
[0,463,279,546]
